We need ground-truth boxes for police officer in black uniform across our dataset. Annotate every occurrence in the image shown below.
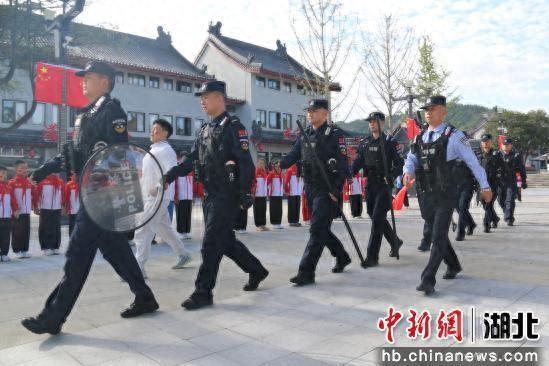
[498,138,527,226]
[351,112,403,267]
[403,96,492,295]
[454,161,477,241]
[279,99,351,286]
[22,61,158,335]
[165,81,268,310]
[479,133,504,232]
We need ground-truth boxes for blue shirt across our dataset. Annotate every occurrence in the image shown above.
[403,123,490,190]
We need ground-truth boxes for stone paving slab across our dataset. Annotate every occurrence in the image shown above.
[0,190,547,365]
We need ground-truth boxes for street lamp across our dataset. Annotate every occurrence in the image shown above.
[390,80,432,119]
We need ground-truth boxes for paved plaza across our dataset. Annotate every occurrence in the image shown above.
[0,189,547,365]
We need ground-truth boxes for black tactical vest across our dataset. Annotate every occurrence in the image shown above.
[300,124,337,189]
[501,151,518,182]
[362,134,392,182]
[412,125,457,194]
[480,149,501,183]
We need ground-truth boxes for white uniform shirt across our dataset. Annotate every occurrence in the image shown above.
[143,140,178,201]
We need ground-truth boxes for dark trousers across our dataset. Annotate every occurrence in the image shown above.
[299,189,350,276]
[11,213,30,253]
[456,183,475,236]
[39,209,61,250]
[418,192,432,248]
[176,200,193,234]
[39,210,154,324]
[234,207,248,230]
[0,218,10,256]
[253,197,267,227]
[196,194,265,295]
[269,196,283,225]
[498,184,517,222]
[68,214,77,238]
[419,191,461,287]
[482,188,499,226]
[287,196,301,223]
[366,184,398,261]
[349,194,363,217]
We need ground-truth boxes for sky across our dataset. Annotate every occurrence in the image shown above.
[71,0,549,120]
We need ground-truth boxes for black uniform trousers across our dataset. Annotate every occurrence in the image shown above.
[11,213,30,253]
[269,196,283,225]
[418,192,432,248]
[497,183,517,222]
[0,218,10,256]
[482,187,499,226]
[39,209,154,325]
[298,188,350,277]
[234,207,248,230]
[349,194,363,217]
[176,200,193,234]
[287,196,301,224]
[68,214,77,237]
[39,209,62,250]
[456,182,475,236]
[196,193,265,295]
[365,183,398,261]
[419,191,461,287]
[253,197,267,227]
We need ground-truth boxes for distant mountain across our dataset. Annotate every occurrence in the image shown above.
[340,103,492,134]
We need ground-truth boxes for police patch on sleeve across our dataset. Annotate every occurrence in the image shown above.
[241,141,249,151]
[112,119,127,134]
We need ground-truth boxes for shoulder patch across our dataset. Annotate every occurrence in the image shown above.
[112,118,127,134]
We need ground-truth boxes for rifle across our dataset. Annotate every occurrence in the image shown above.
[295,120,366,267]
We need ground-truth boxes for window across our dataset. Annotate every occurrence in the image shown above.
[115,72,124,84]
[164,79,174,90]
[255,76,266,87]
[268,111,281,129]
[297,85,305,95]
[149,113,159,127]
[176,116,192,136]
[149,76,160,88]
[127,73,146,87]
[51,105,59,126]
[2,100,26,124]
[283,82,292,93]
[256,109,266,127]
[32,103,46,125]
[127,111,145,132]
[0,147,24,157]
[176,81,192,93]
[282,113,292,129]
[194,118,204,136]
[268,79,280,90]
[162,115,173,124]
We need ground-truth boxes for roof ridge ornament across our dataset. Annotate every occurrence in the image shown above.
[275,39,287,56]
[156,26,172,45]
[208,21,222,36]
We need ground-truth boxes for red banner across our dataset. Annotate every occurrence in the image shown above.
[406,118,421,140]
[34,63,63,105]
[66,69,88,108]
[498,135,506,150]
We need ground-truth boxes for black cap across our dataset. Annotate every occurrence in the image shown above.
[75,61,116,80]
[304,99,329,111]
[481,133,492,142]
[420,95,447,110]
[503,137,513,145]
[365,111,385,122]
[195,80,226,96]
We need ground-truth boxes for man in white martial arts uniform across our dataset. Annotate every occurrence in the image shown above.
[134,119,192,278]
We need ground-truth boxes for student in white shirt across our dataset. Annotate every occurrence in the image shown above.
[133,119,192,278]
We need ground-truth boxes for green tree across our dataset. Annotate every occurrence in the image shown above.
[484,110,549,163]
[415,36,456,104]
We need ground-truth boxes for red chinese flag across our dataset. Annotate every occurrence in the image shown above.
[392,187,408,211]
[66,69,88,108]
[406,118,421,140]
[34,63,63,105]
[498,135,506,150]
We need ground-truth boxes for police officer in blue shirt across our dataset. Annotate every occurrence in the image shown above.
[351,111,403,267]
[280,99,351,286]
[22,61,158,335]
[165,81,268,309]
[403,95,493,295]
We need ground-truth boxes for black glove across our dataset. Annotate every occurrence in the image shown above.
[164,167,177,185]
[522,182,527,189]
[239,193,254,210]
